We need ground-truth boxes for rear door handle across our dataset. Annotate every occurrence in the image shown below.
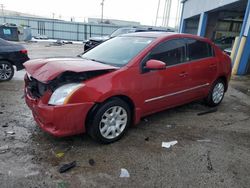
[209,64,217,69]
[179,72,188,77]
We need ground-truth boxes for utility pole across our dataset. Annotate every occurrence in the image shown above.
[0,4,4,16]
[101,0,104,23]
[100,0,105,36]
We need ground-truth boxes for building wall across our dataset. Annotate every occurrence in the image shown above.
[180,0,250,75]
[182,0,240,19]
[0,16,121,41]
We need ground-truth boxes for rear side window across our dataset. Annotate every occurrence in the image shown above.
[149,39,185,66]
[187,39,213,61]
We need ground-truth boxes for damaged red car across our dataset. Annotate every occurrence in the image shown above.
[24,32,231,143]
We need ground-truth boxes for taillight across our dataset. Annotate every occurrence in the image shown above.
[20,49,28,54]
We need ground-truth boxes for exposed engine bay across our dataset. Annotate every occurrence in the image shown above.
[25,70,111,98]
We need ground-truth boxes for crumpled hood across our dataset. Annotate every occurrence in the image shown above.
[24,58,118,83]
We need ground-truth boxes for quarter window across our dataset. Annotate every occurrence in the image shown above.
[149,39,186,66]
[187,39,213,61]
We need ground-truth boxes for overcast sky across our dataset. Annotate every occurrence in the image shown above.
[1,0,181,27]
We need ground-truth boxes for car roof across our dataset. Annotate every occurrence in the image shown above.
[121,32,174,37]
[120,32,211,42]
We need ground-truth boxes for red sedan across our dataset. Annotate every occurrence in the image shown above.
[24,32,231,143]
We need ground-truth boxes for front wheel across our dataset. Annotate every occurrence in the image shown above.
[88,98,131,144]
[0,61,14,81]
[205,79,226,107]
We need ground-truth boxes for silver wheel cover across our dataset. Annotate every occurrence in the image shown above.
[212,82,224,104]
[99,106,128,139]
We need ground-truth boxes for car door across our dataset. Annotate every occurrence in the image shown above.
[186,38,218,98]
[139,38,192,115]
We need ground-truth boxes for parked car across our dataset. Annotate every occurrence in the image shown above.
[24,32,231,144]
[0,38,29,81]
[214,36,235,50]
[84,27,171,51]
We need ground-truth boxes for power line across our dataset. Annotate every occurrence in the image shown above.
[155,0,161,26]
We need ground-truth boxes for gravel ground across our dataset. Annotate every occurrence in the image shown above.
[0,42,250,188]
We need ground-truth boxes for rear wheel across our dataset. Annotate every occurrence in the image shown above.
[0,61,14,81]
[205,79,226,106]
[88,98,131,144]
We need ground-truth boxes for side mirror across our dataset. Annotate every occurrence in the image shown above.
[144,59,166,71]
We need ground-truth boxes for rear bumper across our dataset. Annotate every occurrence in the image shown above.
[25,89,94,137]
[14,56,30,71]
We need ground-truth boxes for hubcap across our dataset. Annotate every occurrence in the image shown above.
[212,82,224,104]
[0,63,12,80]
[99,106,128,139]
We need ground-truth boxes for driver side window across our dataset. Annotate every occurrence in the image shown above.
[149,39,186,66]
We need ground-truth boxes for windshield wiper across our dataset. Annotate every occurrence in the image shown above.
[81,57,108,65]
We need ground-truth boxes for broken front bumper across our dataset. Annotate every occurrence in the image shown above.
[25,88,94,137]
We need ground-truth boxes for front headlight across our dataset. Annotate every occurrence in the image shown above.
[48,83,83,105]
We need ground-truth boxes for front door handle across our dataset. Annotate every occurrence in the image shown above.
[179,72,188,78]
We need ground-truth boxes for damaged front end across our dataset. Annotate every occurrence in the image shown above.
[23,58,119,136]
[24,69,114,137]
[25,70,111,99]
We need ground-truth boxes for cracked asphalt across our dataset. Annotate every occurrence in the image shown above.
[0,42,250,188]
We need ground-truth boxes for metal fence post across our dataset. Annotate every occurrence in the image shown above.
[90,25,92,38]
[52,20,54,39]
[77,23,79,41]
[84,24,87,40]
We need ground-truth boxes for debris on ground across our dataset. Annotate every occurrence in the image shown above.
[207,151,213,171]
[166,124,176,129]
[24,171,40,178]
[58,181,69,188]
[0,145,9,154]
[0,112,3,114]
[63,41,73,44]
[144,137,149,141]
[58,161,76,173]
[6,131,15,135]
[197,108,218,116]
[56,152,65,158]
[143,118,149,122]
[52,40,64,46]
[89,159,95,166]
[2,123,8,128]
[162,141,178,149]
[197,139,211,142]
[120,168,130,178]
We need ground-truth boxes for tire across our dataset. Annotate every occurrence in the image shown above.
[0,61,14,81]
[205,79,226,107]
[88,98,131,144]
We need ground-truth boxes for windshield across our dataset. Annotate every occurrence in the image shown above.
[110,28,135,37]
[81,36,154,67]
